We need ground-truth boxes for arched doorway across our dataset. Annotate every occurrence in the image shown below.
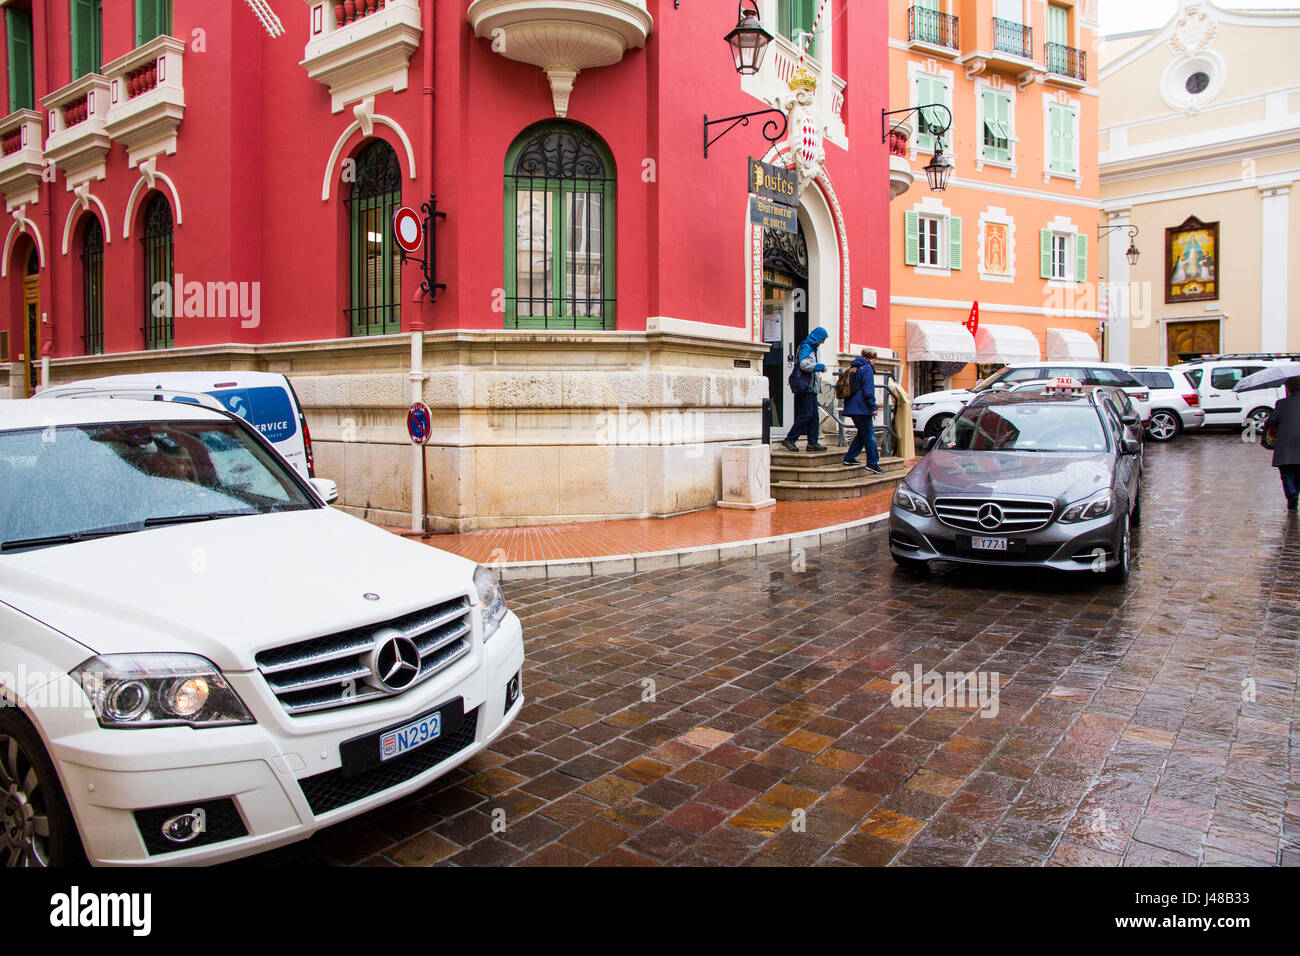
[21,246,39,396]
[761,227,808,429]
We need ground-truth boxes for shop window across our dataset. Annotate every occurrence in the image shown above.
[346,139,403,336]
[504,122,615,330]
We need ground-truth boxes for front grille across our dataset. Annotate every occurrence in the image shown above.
[299,708,480,815]
[134,798,248,856]
[934,497,1055,534]
[255,597,474,715]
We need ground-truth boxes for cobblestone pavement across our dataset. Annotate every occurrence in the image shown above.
[253,432,1299,867]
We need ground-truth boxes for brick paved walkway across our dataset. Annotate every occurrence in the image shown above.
[256,432,1299,866]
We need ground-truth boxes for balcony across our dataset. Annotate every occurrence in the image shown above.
[963,18,1041,88]
[43,74,113,189]
[887,121,915,201]
[1045,42,1087,87]
[301,0,423,113]
[907,6,959,57]
[103,35,186,169]
[468,0,652,118]
[0,110,44,210]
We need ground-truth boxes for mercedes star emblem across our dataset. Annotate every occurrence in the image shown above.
[977,503,1004,530]
[370,628,421,692]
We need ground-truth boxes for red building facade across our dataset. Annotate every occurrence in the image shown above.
[0,0,892,529]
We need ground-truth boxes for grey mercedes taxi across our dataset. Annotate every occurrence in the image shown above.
[888,382,1142,582]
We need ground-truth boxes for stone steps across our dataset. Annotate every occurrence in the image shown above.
[770,446,908,502]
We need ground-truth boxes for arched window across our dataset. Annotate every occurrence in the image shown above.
[141,193,173,350]
[505,123,615,330]
[81,215,104,355]
[346,140,402,336]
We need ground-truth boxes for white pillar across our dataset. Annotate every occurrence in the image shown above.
[1105,208,1132,364]
[1259,184,1291,353]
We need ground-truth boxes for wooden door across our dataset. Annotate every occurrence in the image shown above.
[21,274,39,397]
[1166,320,1219,365]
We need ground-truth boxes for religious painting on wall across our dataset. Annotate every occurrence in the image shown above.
[984,221,1010,276]
[1165,215,1219,304]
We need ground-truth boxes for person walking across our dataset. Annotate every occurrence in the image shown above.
[1264,377,1300,511]
[781,327,828,452]
[842,349,884,474]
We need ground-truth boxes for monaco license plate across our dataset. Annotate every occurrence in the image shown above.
[970,536,1009,552]
[380,711,442,763]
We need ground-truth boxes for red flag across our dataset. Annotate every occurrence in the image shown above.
[965,302,979,336]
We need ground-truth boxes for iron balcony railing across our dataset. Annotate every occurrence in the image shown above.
[992,17,1032,60]
[908,6,959,51]
[1045,42,1087,82]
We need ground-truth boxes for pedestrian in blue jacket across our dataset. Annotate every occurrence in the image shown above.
[842,349,883,473]
[782,327,829,452]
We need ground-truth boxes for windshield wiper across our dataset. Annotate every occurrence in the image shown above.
[143,509,257,527]
[1,523,145,553]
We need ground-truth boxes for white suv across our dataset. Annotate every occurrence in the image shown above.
[1126,366,1205,442]
[911,362,1150,439]
[0,399,524,866]
[1175,356,1300,432]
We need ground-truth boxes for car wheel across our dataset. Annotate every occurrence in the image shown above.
[1246,407,1272,436]
[891,551,928,573]
[1146,410,1181,442]
[924,414,952,442]
[1106,514,1132,584]
[0,709,84,868]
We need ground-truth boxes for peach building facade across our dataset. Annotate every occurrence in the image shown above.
[888,0,1103,397]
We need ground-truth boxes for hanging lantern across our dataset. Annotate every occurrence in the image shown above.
[726,1,775,76]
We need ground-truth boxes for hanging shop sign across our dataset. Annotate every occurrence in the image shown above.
[749,157,798,207]
[750,195,798,234]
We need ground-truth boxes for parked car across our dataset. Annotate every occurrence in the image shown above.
[36,372,321,482]
[1173,356,1300,433]
[911,362,1150,440]
[891,381,1142,582]
[0,398,524,866]
[1125,366,1205,442]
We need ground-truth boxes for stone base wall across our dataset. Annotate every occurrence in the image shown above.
[43,330,770,531]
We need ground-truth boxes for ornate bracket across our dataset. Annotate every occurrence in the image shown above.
[703,108,789,159]
[882,104,953,146]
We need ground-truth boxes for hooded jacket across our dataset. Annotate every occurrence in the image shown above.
[842,355,878,417]
[793,328,828,393]
[1267,394,1300,467]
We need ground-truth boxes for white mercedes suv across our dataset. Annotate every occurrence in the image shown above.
[0,398,524,866]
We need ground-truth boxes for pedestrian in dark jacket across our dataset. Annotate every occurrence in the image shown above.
[782,327,828,452]
[1265,378,1300,511]
[842,349,883,473]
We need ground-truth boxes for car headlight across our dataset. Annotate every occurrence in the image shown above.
[893,484,933,517]
[913,402,932,411]
[71,654,254,729]
[474,565,508,641]
[1059,491,1113,523]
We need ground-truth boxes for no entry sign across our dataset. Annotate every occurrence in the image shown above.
[407,402,432,445]
[394,206,423,254]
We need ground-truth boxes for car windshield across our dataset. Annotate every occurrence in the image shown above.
[0,420,315,552]
[943,403,1109,453]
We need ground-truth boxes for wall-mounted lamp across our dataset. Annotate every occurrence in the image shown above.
[1099,223,1141,266]
[703,2,787,158]
[882,104,954,191]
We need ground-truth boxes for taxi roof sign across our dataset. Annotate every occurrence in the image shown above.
[1045,377,1084,394]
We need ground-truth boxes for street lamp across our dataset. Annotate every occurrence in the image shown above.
[725,1,774,75]
[1099,223,1141,267]
[882,104,954,192]
[703,2,787,158]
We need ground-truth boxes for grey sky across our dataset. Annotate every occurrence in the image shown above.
[1099,0,1299,37]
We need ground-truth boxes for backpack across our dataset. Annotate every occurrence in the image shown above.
[834,366,861,401]
[788,364,812,393]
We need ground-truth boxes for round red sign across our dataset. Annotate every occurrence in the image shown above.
[393,207,423,254]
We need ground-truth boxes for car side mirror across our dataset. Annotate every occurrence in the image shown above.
[989,382,1008,391]
[310,477,339,504]
[1122,413,1140,427]
[923,435,938,452]
[1121,438,1140,456]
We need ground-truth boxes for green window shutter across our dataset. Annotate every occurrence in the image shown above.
[1049,4,1069,46]
[136,0,169,46]
[1040,229,1053,279]
[915,75,934,153]
[1048,106,1062,173]
[1000,93,1016,144]
[1075,233,1088,284]
[948,216,962,270]
[71,0,101,78]
[6,9,34,112]
[1063,110,1078,175]
[980,90,994,159]
[904,211,920,267]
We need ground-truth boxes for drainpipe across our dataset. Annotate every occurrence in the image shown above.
[409,0,435,532]
[42,0,56,387]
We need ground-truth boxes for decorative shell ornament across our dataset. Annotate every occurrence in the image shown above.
[1169,5,1217,56]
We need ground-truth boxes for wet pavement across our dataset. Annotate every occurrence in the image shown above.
[254,432,1300,866]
